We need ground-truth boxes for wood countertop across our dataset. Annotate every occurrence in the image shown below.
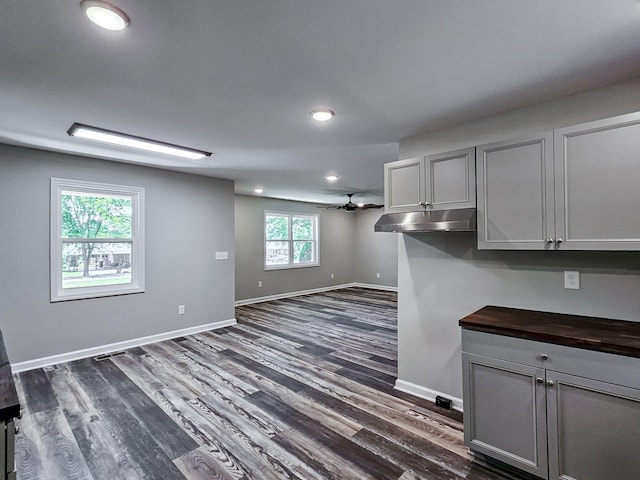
[0,329,20,421]
[459,305,640,359]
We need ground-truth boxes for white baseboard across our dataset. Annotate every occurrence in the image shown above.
[11,318,237,373]
[395,379,464,412]
[235,282,397,306]
[352,282,398,292]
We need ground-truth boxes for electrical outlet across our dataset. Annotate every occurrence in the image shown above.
[376,272,381,278]
[330,273,334,279]
[178,304,185,315]
[258,280,262,288]
[564,271,580,290]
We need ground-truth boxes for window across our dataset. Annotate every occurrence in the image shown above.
[50,178,145,301]
[265,212,318,269]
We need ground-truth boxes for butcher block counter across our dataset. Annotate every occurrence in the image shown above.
[459,306,640,480]
[459,305,640,358]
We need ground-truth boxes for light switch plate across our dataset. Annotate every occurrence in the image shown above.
[215,251,228,260]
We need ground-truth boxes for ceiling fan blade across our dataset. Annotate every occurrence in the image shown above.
[359,204,384,210]
[317,205,345,209]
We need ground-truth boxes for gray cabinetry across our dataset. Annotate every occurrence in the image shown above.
[554,112,640,249]
[477,133,553,249]
[384,148,475,213]
[478,112,640,250]
[462,352,547,478]
[462,328,640,480]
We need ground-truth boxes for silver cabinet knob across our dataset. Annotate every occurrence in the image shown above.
[556,238,563,244]
[536,377,544,384]
[540,353,549,361]
[14,426,19,435]
[545,238,553,244]
[546,380,555,387]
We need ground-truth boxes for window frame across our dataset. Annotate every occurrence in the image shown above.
[50,177,145,302]
[264,211,319,270]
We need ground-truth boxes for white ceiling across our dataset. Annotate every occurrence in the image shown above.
[1,1,639,205]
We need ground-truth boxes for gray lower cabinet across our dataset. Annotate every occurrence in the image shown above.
[477,111,640,250]
[384,147,475,213]
[462,330,640,480]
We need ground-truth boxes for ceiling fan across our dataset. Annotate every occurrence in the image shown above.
[322,193,384,212]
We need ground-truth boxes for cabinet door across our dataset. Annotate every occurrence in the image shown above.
[462,353,548,478]
[425,147,476,210]
[554,112,640,250]
[477,133,555,249]
[384,158,424,213]
[546,372,640,480]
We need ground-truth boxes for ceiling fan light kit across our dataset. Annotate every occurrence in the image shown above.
[81,0,130,31]
[322,193,384,212]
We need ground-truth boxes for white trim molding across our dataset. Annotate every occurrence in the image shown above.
[234,282,397,306]
[12,318,236,373]
[395,379,464,412]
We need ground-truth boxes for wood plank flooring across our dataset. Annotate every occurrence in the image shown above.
[14,288,521,480]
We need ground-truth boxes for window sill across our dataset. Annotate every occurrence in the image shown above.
[264,263,319,271]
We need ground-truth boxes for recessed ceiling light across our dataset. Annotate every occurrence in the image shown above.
[325,175,339,182]
[254,188,264,194]
[311,108,335,122]
[357,203,364,207]
[68,123,211,160]
[81,0,130,31]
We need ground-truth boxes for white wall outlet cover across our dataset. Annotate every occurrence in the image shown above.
[564,271,580,289]
[215,251,229,260]
[258,280,262,287]
[178,304,185,314]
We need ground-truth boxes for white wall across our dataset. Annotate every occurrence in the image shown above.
[234,195,397,302]
[0,145,235,364]
[397,78,640,402]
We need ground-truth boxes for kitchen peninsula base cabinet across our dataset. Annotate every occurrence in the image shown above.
[0,329,19,480]
[460,306,640,480]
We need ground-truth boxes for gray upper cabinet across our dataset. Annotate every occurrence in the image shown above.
[554,112,640,250]
[479,111,640,250]
[384,147,475,213]
[477,133,554,249]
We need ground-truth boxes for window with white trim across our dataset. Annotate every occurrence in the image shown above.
[50,178,145,302]
[265,212,319,269]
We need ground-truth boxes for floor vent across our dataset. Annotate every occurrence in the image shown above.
[94,351,126,361]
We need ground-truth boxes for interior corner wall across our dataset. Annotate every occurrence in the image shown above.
[0,144,235,364]
[397,77,640,402]
[234,195,356,301]
[353,208,398,288]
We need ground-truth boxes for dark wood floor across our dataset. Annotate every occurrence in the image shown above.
[14,288,518,480]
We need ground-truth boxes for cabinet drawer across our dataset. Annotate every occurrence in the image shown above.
[462,329,640,390]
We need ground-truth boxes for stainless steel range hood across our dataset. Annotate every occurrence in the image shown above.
[374,208,476,233]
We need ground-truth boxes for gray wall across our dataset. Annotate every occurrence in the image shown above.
[0,145,235,363]
[397,78,640,401]
[353,208,398,287]
[235,195,397,301]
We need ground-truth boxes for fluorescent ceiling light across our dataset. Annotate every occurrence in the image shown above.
[81,1,130,31]
[311,108,335,122]
[325,175,339,182]
[67,123,211,160]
